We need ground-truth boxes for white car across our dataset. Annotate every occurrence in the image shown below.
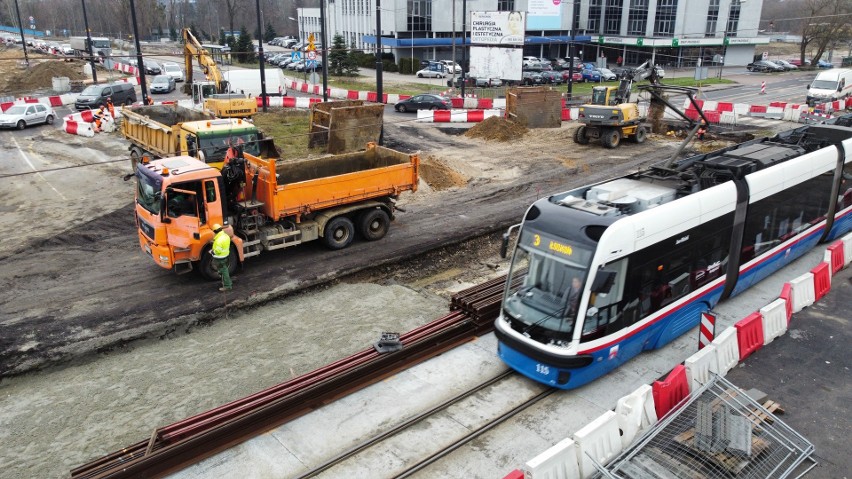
[416,67,447,79]
[439,60,463,74]
[162,62,185,82]
[0,103,56,130]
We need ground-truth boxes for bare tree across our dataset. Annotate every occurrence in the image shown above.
[224,0,240,39]
[798,0,852,64]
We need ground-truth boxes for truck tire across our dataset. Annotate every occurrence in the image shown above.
[632,125,647,144]
[323,216,355,250]
[574,126,590,145]
[130,147,142,172]
[601,128,621,148]
[358,209,390,241]
[199,245,239,281]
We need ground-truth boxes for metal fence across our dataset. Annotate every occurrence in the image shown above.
[594,374,816,479]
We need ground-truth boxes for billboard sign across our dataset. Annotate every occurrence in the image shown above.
[528,0,562,30]
[470,46,523,81]
[471,11,525,46]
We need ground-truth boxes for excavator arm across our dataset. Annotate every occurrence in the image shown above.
[183,28,227,93]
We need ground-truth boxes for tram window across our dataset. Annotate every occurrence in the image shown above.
[581,259,627,342]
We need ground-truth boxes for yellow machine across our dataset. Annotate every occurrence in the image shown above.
[574,61,657,148]
[182,28,258,118]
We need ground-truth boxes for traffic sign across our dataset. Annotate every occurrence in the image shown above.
[291,51,302,61]
[308,33,315,43]
[307,50,316,60]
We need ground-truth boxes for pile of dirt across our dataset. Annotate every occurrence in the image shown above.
[0,50,88,94]
[464,116,528,142]
[419,155,469,190]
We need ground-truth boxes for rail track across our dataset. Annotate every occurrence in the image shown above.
[71,273,520,479]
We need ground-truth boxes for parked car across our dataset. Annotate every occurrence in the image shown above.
[287,59,304,70]
[540,70,563,84]
[788,58,811,67]
[580,68,602,82]
[561,69,583,83]
[75,83,136,110]
[816,59,833,68]
[439,60,463,74]
[394,94,449,112]
[747,60,784,72]
[764,60,792,71]
[416,66,447,78]
[161,62,184,82]
[141,59,162,75]
[447,75,503,87]
[150,74,176,93]
[773,59,798,70]
[278,57,296,69]
[597,67,618,81]
[0,103,56,130]
[521,71,544,85]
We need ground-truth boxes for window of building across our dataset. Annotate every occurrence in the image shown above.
[408,0,432,32]
[627,0,647,36]
[726,0,741,36]
[588,0,602,33]
[705,0,719,37]
[603,0,623,35]
[498,0,515,11]
[654,0,677,37]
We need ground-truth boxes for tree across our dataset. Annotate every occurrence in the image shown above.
[798,0,852,64]
[328,33,348,75]
[264,22,277,43]
[343,49,361,77]
[234,26,256,64]
[224,0,241,42]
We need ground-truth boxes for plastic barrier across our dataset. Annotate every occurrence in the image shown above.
[63,120,95,138]
[716,102,734,112]
[704,110,721,123]
[826,241,844,274]
[573,410,622,478]
[711,326,740,376]
[760,298,788,345]
[779,283,794,324]
[720,111,738,125]
[652,365,690,419]
[523,437,581,479]
[684,344,718,392]
[502,469,525,479]
[562,108,571,121]
[734,311,764,361]
[810,262,831,301]
[843,232,852,268]
[615,384,657,448]
[749,105,768,114]
[789,272,815,312]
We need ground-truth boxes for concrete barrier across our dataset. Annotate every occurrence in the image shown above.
[523,437,581,479]
[684,344,718,392]
[573,410,622,478]
[760,298,788,345]
[711,326,740,376]
[789,272,815,312]
[614,384,657,448]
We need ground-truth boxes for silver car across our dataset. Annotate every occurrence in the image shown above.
[0,103,56,130]
[161,62,185,82]
[150,75,176,93]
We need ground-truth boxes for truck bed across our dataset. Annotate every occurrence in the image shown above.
[122,104,215,157]
[245,143,419,220]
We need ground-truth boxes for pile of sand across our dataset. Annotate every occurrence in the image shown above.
[464,116,528,142]
[0,49,88,94]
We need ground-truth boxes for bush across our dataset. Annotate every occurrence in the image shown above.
[383,60,398,72]
[399,57,418,74]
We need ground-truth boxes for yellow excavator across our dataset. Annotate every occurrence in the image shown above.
[182,28,258,118]
[574,61,659,148]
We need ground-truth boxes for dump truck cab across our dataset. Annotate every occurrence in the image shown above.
[135,156,244,278]
[180,118,262,170]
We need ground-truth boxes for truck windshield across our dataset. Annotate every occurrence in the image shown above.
[503,229,594,344]
[199,134,261,162]
[811,80,838,90]
[92,40,110,49]
[136,169,163,215]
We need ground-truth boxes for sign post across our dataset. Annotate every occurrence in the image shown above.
[698,311,716,350]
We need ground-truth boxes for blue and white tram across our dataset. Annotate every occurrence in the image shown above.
[495,124,852,389]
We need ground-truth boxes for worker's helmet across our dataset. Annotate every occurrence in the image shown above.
[212,224,223,232]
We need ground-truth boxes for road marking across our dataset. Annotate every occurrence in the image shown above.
[11,136,67,200]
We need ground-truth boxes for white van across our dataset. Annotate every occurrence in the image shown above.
[806,68,852,105]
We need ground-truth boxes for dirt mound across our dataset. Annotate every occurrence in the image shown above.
[0,49,88,94]
[419,155,469,190]
[464,116,528,142]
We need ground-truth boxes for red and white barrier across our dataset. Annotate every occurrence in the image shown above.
[711,326,740,376]
[760,298,788,345]
[63,119,94,137]
[523,438,581,478]
[788,272,815,312]
[416,109,502,123]
[684,344,717,392]
[614,384,657,448]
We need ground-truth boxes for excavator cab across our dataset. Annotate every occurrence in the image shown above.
[591,86,618,106]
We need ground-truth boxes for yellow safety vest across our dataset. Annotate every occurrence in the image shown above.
[212,230,231,259]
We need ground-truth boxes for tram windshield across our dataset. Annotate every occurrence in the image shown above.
[503,229,594,343]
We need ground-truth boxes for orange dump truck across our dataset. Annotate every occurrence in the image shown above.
[134,142,419,279]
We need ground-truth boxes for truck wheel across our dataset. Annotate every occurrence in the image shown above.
[632,126,647,144]
[358,209,390,241]
[323,216,355,250]
[601,128,622,148]
[130,147,142,172]
[574,126,590,145]
[199,246,239,281]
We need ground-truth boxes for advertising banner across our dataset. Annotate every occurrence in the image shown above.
[470,11,526,46]
[470,46,523,81]
[528,0,562,30]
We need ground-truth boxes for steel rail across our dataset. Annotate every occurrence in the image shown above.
[71,275,510,479]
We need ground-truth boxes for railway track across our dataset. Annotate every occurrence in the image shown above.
[71,273,519,479]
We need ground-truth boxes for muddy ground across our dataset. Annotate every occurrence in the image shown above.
[0,115,743,478]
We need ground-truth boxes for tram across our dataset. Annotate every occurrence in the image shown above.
[494,124,852,389]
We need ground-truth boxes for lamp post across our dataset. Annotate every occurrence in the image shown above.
[460,0,467,97]
[254,0,267,111]
[319,0,328,101]
[375,0,383,104]
[567,0,580,99]
[12,0,29,66]
[81,0,98,83]
[128,0,149,104]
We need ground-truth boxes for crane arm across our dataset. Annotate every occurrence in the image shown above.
[183,28,226,93]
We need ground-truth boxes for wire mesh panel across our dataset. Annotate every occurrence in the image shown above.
[594,374,816,479]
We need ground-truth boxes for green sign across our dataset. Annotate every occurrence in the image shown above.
[671,38,679,47]
[637,37,644,47]
[598,35,605,45]
[723,37,730,46]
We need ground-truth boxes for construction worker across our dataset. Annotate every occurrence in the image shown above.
[93,107,105,133]
[697,120,707,141]
[106,97,115,119]
[211,224,232,292]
